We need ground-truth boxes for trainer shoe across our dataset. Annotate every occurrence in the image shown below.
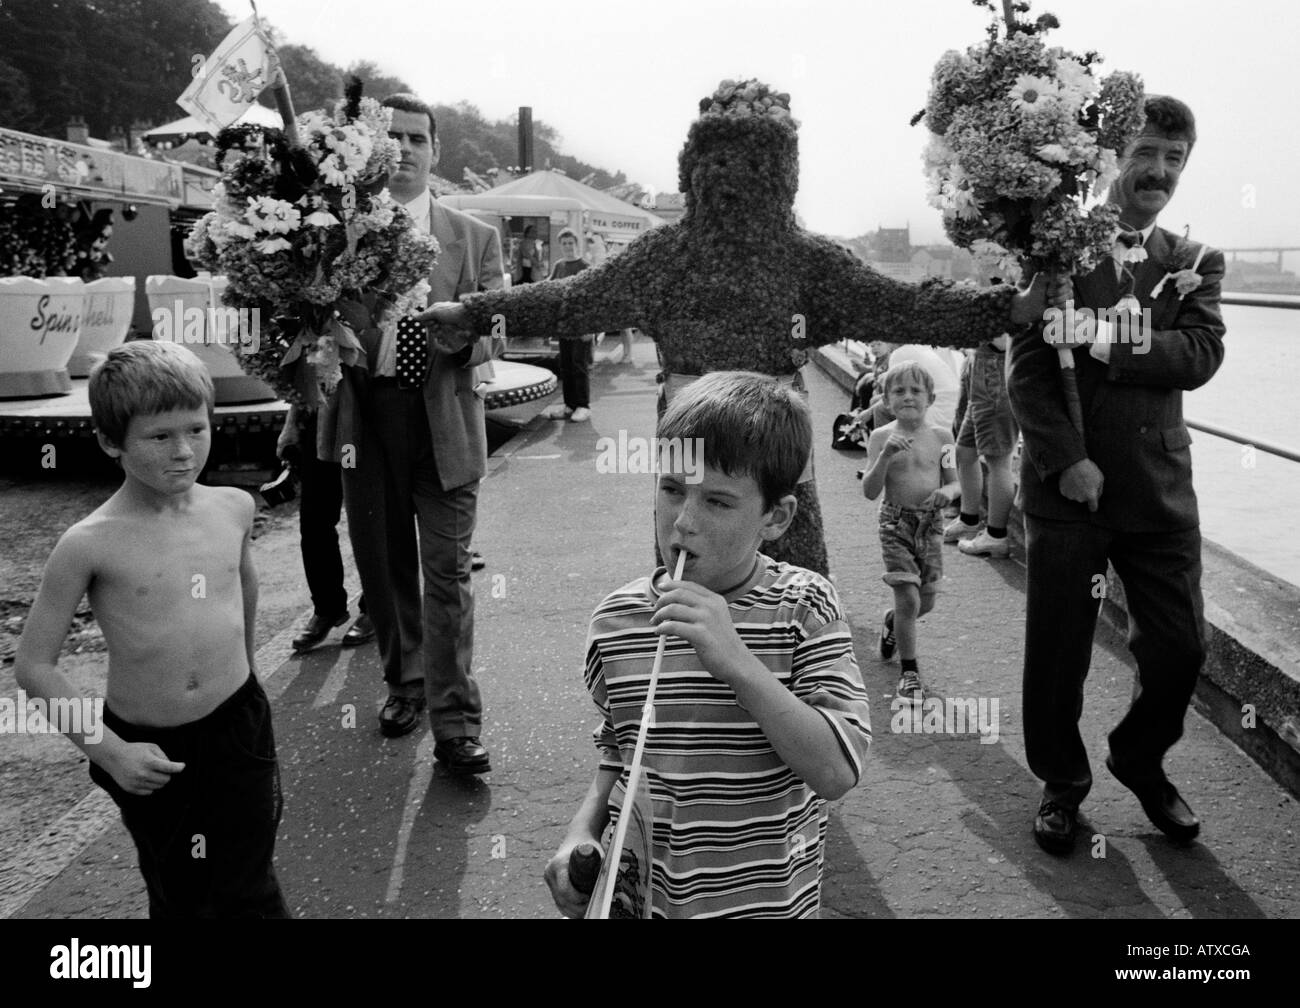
[878,609,896,660]
[569,407,591,422]
[943,516,983,542]
[959,530,1011,558]
[897,668,925,705]
[541,403,573,420]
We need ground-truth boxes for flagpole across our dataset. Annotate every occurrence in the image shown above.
[1002,0,1085,438]
[250,1,299,146]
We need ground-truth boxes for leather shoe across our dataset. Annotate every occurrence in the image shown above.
[292,611,348,652]
[378,694,426,738]
[434,736,491,774]
[341,613,375,647]
[1106,755,1200,844]
[1033,799,1078,856]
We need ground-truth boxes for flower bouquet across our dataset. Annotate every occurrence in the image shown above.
[921,1,1145,278]
[919,0,1146,431]
[184,78,439,409]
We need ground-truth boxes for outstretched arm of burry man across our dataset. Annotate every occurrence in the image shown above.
[426,229,508,367]
[797,238,1042,350]
[450,228,668,340]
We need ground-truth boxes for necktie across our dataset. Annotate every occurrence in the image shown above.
[395,316,428,390]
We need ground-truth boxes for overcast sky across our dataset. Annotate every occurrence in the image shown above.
[216,0,1299,251]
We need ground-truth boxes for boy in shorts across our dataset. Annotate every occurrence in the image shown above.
[15,341,290,918]
[862,361,959,704]
[543,371,872,918]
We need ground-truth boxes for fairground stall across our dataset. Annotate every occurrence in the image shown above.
[0,124,295,474]
[440,170,663,358]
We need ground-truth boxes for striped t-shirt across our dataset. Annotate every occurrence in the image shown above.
[585,554,872,918]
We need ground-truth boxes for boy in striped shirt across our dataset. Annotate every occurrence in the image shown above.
[544,371,872,918]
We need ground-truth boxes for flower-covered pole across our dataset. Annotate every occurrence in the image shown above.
[1002,0,1082,436]
[920,1,1144,440]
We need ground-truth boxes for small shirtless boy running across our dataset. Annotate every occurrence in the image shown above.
[861,361,960,705]
[16,341,289,918]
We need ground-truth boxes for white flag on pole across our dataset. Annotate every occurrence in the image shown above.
[177,16,278,135]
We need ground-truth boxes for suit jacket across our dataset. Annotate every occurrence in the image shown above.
[318,197,506,490]
[1008,225,1226,532]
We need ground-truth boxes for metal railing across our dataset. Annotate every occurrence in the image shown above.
[1185,420,1300,464]
[1191,297,1300,460]
[1222,294,1300,310]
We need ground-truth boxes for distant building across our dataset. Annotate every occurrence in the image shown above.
[872,261,926,282]
[1224,259,1300,294]
[873,226,912,263]
[912,245,955,279]
[649,191,685,224]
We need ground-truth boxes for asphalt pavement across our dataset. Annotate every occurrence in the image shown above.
[12,337,1298,918]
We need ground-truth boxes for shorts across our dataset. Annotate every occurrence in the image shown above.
[956,346,1017,458]
[88,673,290,918]
[879,500,944,589]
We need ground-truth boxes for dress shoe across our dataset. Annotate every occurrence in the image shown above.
[341,613,375,647]
[1033,799,1078,856]
[378,694,426,738]
[434,736,491,774]
[1106,755,1200,844]
[292,611,348,652]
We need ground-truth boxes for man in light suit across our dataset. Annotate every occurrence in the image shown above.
[319,93,505,770]
[1008,96,1226,854]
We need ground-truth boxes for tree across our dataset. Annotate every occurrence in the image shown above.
[263,43,346,115]
[0,0,232,138]
[0,55,37,132]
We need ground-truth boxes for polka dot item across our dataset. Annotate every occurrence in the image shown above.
[395,316,428,389]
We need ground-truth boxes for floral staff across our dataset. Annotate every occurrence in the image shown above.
[185,78,439,410]
[425,78,1049,575]
[919,0,1145,435]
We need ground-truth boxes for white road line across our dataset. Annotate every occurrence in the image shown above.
[311,649,357,709]
[0,788,118,919]
[385,730,435,906]
[0,613,314,919]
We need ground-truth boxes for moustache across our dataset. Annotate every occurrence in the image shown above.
[1135,178,1171,193]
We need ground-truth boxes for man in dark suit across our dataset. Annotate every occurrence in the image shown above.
[1008,95,1226,854]
[318,94,505,770]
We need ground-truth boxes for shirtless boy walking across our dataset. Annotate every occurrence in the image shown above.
[861,362,959,704]
[16,341,289,918]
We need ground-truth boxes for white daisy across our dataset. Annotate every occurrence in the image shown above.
[1010,74,1059,112]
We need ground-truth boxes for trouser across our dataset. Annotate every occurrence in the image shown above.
[88,675,290,919]
[342,380,482,740]
[1022,515,1206,810]
[298,412,350,619]
[559,335,593,409]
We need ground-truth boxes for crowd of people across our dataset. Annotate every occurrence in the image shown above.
[13,90,1224,918]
